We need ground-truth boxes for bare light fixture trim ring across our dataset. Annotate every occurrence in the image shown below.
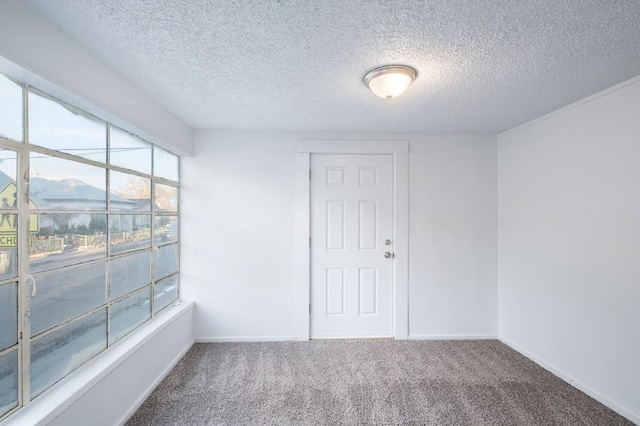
[364,65,417,100]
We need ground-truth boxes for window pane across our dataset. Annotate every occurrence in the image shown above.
[30,153,107,211]
[31,309,107,397]
[153,147,178,181]
[110,126,151,174]
[110,171,150,211]
[155,183,178,213]
[110,288,151,344]
[0,283,17,351]
[0,350,18,417]
[0,150,18,281]
[30,213,107,273]
[110,214,151,255]
[154,244,178,280]
[154,275,178,313]
[111,251,151,300]
[0,73,22,142]
[31,262,107,336]
[28,88,106,162]
[0,248,17,282]
[155,215,178,245]
[0,149,18,205]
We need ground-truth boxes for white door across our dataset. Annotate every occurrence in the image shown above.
[310,154,394,338]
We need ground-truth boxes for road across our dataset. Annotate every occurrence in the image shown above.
[30,261,106,336]
[30,240,152,273]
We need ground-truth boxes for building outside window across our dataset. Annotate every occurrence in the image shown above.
[0,72,180,419]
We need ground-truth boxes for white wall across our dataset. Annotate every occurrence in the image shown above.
[498,77,640,423]
[181,131,498,340]
[0,0,193,156]
[181,133,298,340]
[409,136,497,338]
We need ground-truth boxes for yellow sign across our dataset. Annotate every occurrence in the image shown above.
[0,182,39,246]
[0,234,32,247]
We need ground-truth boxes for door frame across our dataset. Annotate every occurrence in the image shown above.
[294,140,409,340]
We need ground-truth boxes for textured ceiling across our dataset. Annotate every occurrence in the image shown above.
[23,0,640,134]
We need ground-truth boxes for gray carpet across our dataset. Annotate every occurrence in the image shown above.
[126,340,633,425]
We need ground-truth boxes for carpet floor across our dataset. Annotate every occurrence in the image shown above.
[126,340,633,425]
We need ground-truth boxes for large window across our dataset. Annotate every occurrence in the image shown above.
[0,72,180,418]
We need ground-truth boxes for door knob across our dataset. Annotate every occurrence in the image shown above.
[384,239,392,245]
[384,251,393,258]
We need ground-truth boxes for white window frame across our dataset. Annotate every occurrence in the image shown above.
[0,77,181,420]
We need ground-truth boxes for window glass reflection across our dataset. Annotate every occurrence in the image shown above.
[153,147,179,181]
[0,73,23,142]
[29,88,106,162]
[110,214,151,255]
[109,288,151,344]
[110,251,151,300]
[0,350,18,417]
[110,126,151,174]
[0,283,17,351]
[155,215,178,246]
[30,309,107,397]
[154,244,178,280]
[30,213,107,273]
[31,262,107,336]
[110,170,150,211]
[154,183,178,213]
[154,275,178,313]
[30,153,107,211]
[0,149,19,281]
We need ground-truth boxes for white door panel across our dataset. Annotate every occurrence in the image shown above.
[310,154,394,338]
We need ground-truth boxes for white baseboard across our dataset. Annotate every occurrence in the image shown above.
[408,334,498,340]
[499,336,640,425]
[116,340,194,425]
[198,335,499,342]
[310,333,394,340]
[196,336,297,342]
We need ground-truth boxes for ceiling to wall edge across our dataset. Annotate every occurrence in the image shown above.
[497,74,640,139]
[135,71,640,144]
[4,48,638,153]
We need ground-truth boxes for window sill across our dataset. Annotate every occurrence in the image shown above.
[1,300,195,426]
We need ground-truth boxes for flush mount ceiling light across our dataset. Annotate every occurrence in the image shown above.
[363,65,417,100]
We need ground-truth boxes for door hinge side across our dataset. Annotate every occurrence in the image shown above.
[309,236,311,247]
[309,303,311,313]
[309,170,311,180]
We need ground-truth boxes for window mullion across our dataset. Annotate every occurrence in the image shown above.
[150,147,156,317]
[106,124,112,346]
[18,83,31,406]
